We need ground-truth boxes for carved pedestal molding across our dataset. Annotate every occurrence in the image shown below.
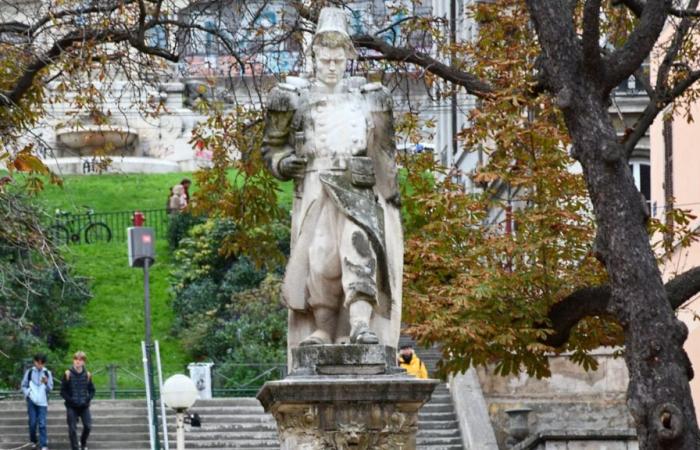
[257,344,438,450]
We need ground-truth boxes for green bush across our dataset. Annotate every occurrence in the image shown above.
[166,212,205,250]
[170,216,289,389]
[189,276,287,390]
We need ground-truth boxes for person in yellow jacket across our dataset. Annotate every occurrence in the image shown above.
[398,345,429,379]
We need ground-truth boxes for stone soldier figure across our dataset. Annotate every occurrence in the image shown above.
[262,7,403,350]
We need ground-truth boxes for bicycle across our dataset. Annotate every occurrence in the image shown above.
[49,206,112,245]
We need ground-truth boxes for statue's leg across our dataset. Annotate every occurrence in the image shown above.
[340,220,379,344]
[302,201,343,346]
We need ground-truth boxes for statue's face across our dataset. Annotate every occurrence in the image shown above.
[314,45,347,87]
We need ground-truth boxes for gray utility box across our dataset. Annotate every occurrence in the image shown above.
[127,227,155,268]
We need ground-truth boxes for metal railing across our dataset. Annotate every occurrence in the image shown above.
[0,362,287,400]
[211,364,287,397]
[50,208,171,244]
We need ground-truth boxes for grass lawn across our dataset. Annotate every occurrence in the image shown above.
[22,170,293,391]
[19,171,294,214]
[32,172,194,213]
[61,239,187,390]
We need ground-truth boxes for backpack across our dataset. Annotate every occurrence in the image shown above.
[24,368,49,386]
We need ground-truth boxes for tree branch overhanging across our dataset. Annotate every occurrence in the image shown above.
[603,0,668,92]
[292,2,492,97]
[543,266,700,348]
[352,34,492,97]
[623,68,700,157]
[613,0,700,18]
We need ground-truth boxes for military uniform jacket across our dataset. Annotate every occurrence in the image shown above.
[262,77,403,323]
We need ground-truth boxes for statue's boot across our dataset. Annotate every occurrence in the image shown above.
[300,306,336,346]
[299,330,331,346]
[350,322,379,344]
[348,299,378,344]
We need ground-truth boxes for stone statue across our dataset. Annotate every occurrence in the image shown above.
[262,7,403,350]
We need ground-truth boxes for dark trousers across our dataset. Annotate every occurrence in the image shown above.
[66,406,91,450]
[27,400,48,447]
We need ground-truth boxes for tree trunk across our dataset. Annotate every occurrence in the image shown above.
[564,94,698,449]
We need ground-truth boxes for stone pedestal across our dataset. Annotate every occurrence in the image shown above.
[257,345,438,450]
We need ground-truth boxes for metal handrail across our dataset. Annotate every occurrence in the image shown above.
[1,362,287,399]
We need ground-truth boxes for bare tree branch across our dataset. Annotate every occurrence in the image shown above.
[582,0,603,71]
[352,34,492,97]
[293,2,492,97]
[0,21,29,34]
[613,0,700,18]
[155,18,247,73]
[28,1,135,38]
[655,0,700,93]
[0,29,127,107]
[603,0,668,92]
[543,266,700,347]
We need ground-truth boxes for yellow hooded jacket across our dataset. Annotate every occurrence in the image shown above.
[399,354,428,379]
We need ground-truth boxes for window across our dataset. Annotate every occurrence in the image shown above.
[629,159,651,207]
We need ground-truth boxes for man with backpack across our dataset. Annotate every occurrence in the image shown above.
[21,353,54,450]
[60,351,95,450]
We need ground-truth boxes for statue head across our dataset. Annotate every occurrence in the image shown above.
[312,7,357,87]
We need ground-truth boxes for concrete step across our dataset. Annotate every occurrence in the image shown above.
[419,412,458,421]
[418,420,460,430]
[418,428,462,438]
[0,379,465,449]
[421,403,456,413]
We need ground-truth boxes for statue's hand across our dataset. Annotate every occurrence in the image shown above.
[279,155,307,179]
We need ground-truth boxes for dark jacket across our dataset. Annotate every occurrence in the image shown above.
[60,367,95,408]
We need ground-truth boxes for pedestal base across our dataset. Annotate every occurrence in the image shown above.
[257,345,439,450]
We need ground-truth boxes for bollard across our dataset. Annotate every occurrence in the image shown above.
[108,364,118,400]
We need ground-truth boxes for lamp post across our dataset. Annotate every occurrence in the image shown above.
[128,226,160,450]
[162,374,199,450]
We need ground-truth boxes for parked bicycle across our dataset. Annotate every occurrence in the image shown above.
[50,206,112,245]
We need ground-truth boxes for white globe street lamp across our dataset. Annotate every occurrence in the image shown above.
[162,374,199,450]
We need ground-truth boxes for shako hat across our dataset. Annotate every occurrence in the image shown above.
[312,7,358,59]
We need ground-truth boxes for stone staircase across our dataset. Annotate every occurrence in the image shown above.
[0,399,152,450]
[0,398,279,450]
[400,335,465,450]
[0,339,463,450]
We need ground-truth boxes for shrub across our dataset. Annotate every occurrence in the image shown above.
[166,212,205,250]
[170,216,289,389]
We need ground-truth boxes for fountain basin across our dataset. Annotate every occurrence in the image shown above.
[56,125,139,155]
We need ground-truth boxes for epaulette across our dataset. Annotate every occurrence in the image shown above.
[267,83,302,112]
[361,83,392,111]
[360,82,383,93]
[285,76,310,90]
[277,83,299,93]
[347,76,368,90]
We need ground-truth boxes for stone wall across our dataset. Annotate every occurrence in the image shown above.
[475,348,635,448]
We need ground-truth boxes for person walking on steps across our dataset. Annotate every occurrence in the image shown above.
[60,351,95,450]
[21,353,54,450]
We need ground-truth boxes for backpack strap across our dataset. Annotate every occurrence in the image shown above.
[64,370,71,381]
[87,371,92,381]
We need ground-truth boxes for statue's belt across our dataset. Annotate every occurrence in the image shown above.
[303,156,352,173]
[303,156,375,189]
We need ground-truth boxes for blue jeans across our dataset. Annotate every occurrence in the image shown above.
[27,399,48,447]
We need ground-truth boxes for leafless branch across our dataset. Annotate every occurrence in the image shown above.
[543,266,700,347]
